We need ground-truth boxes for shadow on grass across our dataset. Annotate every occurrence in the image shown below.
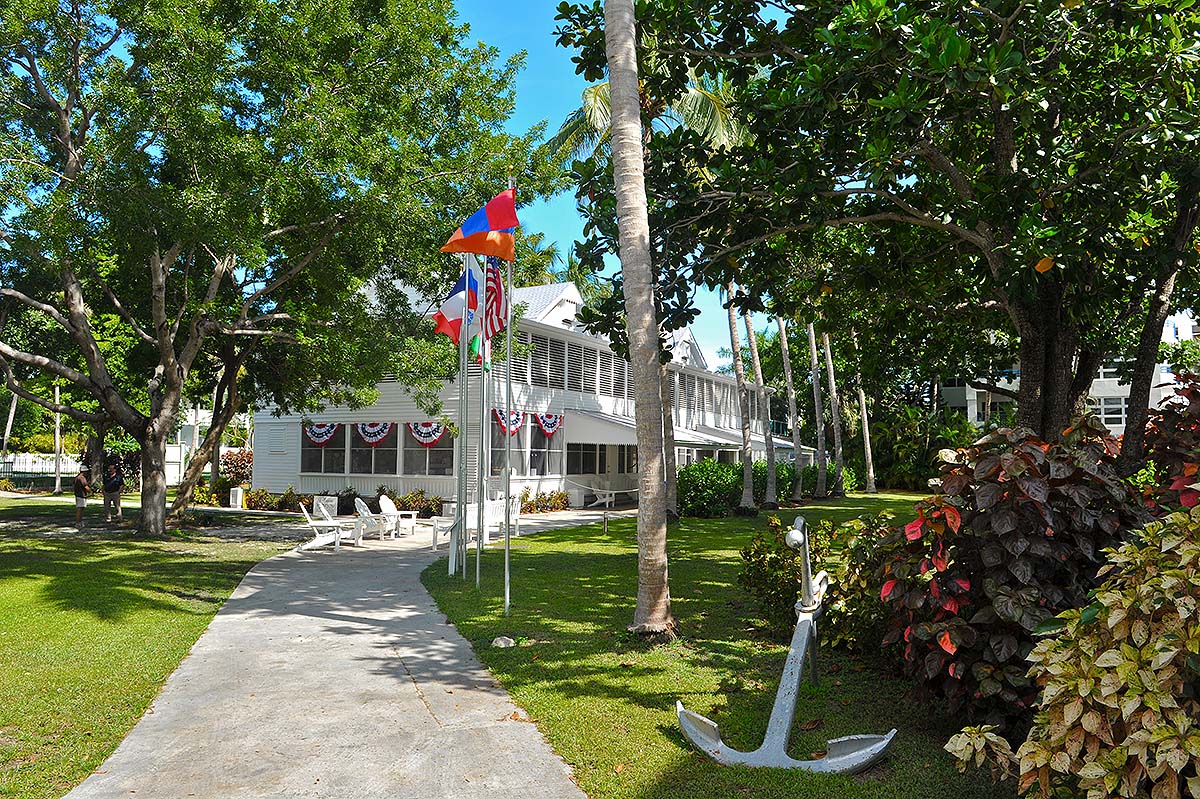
[0,528,278,622]
[421,508,1012,799]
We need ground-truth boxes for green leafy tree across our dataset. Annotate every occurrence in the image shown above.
[1,0,558,534]
[559,0,1200,458]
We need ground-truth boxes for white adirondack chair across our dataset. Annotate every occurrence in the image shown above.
[298,503,358,552]
[430,516,454,551]
[353,497,391,541]
[378,494,417,537]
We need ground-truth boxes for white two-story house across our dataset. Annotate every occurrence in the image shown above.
[251,283,805,507]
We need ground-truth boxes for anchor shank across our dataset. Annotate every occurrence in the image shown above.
[760,615,815,752]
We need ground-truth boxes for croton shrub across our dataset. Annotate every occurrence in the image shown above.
[947,507,1200,798]
[876,422,1145,728]
[1144,373,1200,512]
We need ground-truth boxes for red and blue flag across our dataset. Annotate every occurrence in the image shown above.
[440,189,519,262]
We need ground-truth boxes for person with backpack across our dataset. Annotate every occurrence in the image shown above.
[103,463,125,523]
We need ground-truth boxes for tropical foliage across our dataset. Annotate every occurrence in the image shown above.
[875,423,1145,728]
[947,507,1200,799]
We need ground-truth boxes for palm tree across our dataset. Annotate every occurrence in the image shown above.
[807,322,828,498]
[776,315,805,501]
[605,0,673,634]
[744,311,776,508]
[726,284,756,512]
[552,58,746,524]
[822,332,846,495]
[546,67,745,163]
[851,329,878,493]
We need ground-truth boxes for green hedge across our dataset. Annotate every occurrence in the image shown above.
[678,458,861,517]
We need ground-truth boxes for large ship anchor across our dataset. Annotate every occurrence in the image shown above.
[677,516,897,772]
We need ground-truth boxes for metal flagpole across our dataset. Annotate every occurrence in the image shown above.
[476,254,488,588]
[504,177,515,615]
[451,255,470,576]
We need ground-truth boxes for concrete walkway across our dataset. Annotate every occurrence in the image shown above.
[64,532,594,799]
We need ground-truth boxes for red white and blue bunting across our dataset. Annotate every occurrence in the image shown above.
[493,408,525,436]
[355,422,394,447]
[534,413,564,437]
[304,423,341,447]
[407,421,447,448]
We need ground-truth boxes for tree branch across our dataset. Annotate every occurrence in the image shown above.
[967,379,1018,401]
[0,360,106,423]
[0,288,74,331]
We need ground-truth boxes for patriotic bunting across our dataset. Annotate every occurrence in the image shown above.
[534,413,564,437]
[407,421,447,448]
[304,423,341,447]
[355,422,394,447]
[494,408,524,435]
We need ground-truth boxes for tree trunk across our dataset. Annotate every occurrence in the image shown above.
[139,432,168,536]
[726,285,756,511]
[823,332,845,495]
[209,375,222,486]
[172,367,240,515]
[606,0,673,634]
[53,385,62,494]
[744,311,776,508]
[86,420,109,487]
[2,392,16,460]
[777,316,805,502]
[849,331,876,493]
[856,379,877,493]
[659,358,678,519]
[807,323,828,498]
[1118,175,1199,472]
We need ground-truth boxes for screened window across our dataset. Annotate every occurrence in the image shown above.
[490,417,528,477]
[350,424,398,475]
[529,427,564,475]
[402,427,454,475]
[567,443,607,475]
[617,444,638,474]
[300,425,346,474]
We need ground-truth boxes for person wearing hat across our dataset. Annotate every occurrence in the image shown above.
[73,467,92,529]
[102,463,125,523]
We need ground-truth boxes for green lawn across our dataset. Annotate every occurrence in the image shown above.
[424,492,1014,799]
[0,499,290,799]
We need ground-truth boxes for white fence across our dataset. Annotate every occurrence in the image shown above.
[2,444,188,486]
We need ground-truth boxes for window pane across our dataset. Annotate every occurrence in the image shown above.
[428,448,453,476]
[324,448,345,474]
[403,449,427,475]
[599,445,607,474]
[375,449,397,474]
[350,448,373,474]
[301,449,322,473]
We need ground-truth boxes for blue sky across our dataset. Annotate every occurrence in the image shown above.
[453,0,741,369]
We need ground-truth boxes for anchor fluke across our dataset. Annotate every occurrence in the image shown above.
[676,516,897,773]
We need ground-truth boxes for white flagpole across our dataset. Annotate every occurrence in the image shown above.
[476,254,488,588]
[504,177,515,615]
[451,255,469,576]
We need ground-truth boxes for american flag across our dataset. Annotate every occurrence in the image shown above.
[483,256,507,339]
